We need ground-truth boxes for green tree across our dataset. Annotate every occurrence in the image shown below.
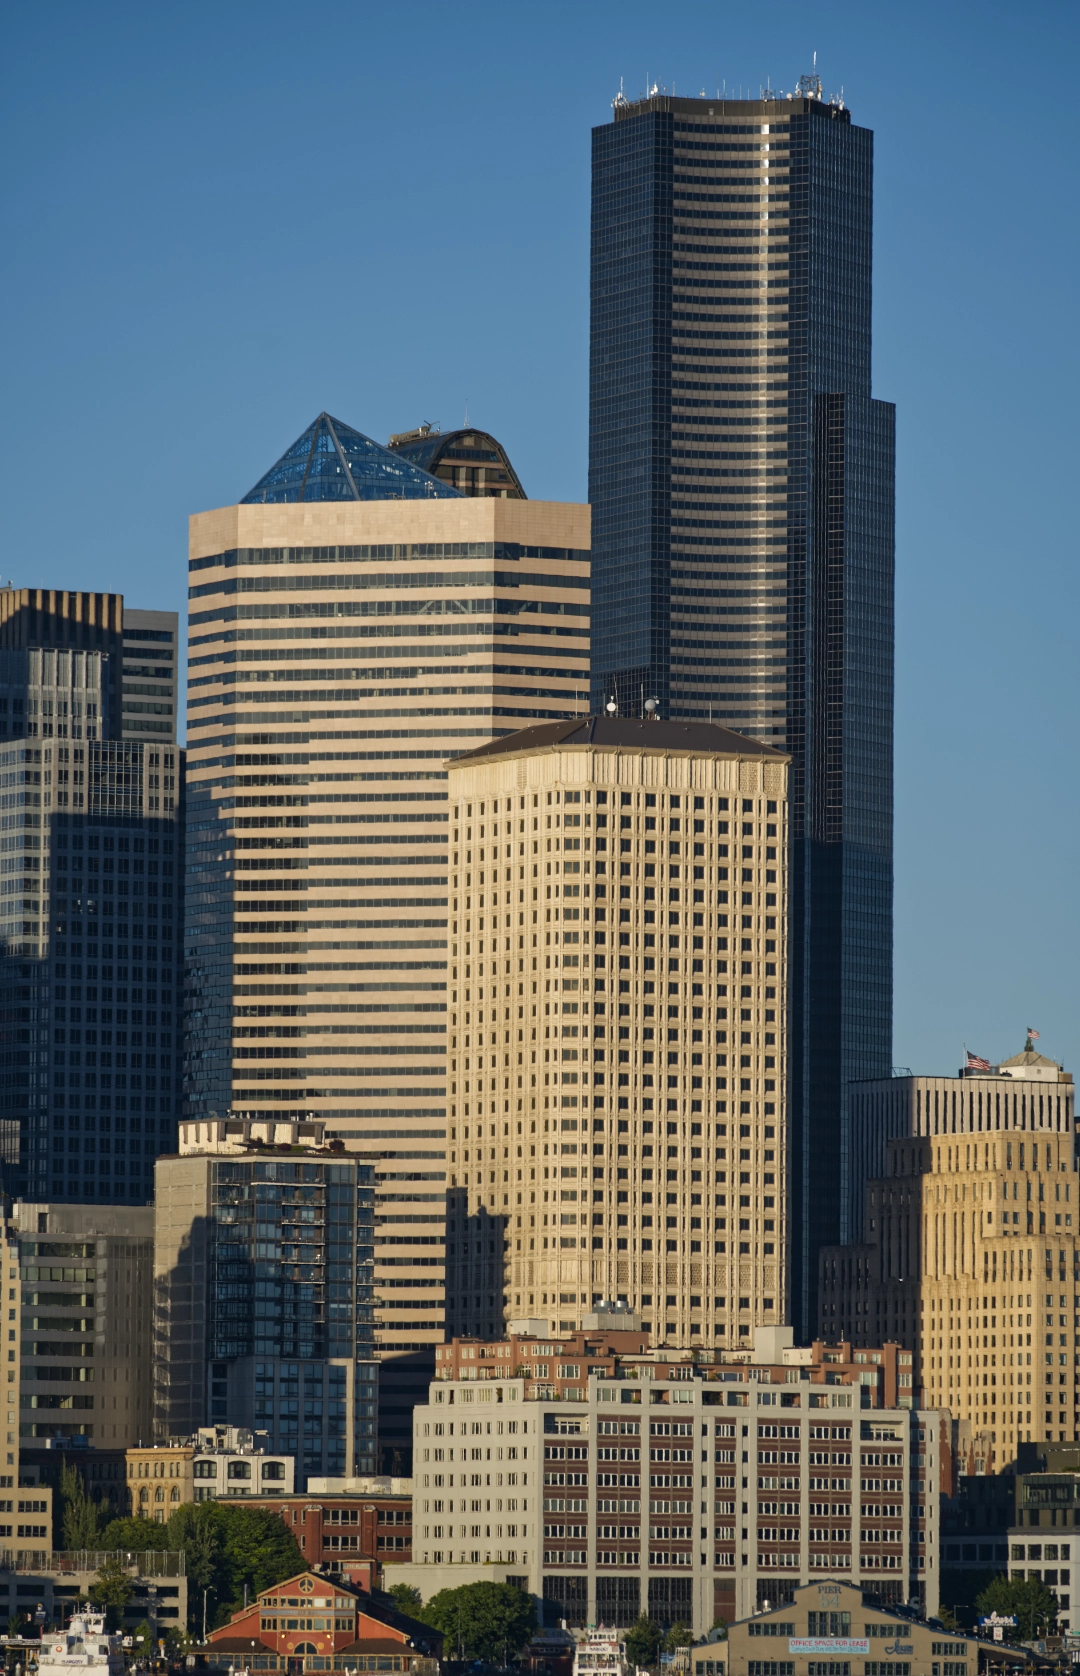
[624,1617,664,1670]
[664,1623,693,1653]
[165,1502,302,1634]
[419,1582,536,1662]
[60,1462,106,1550]
[975,1574,1057,1641]
[387,1584,423,1616]
[89,1557,134,1629]
[99,1517,171,1553]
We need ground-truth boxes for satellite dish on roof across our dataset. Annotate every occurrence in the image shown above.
[605,699,618,716]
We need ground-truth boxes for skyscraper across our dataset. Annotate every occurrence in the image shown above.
[122,608,179,743]
[183,412,589,1461]
[443,715,788,1349]
[0,589,183,1205]
[589,82,895,1334]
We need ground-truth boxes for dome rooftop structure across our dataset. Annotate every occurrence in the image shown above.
[241,412,462,505]
[387,424,526,498]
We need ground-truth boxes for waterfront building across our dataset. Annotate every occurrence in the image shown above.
[388,426,526,498]
[204,1569,441,1673]
[819,1044,1079,1469]
[714,1580,1009,1676]
[152,1116,378,1483]
[385,1326,940,1632]
[183,410,589,1463]
[589,85,895,1336]
[444,715,787,1346]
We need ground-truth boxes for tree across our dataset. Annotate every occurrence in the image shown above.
[165,1502,302,1633]
[664,1623,693,1653]
[388,1584,423,1616]
[975,1574,1057,1641]
[624,1617,664,1670]
[60,1462,107,1550]
[99,1517,171,1553]
[419,1582,536,1662]
[90,1557,134,1629]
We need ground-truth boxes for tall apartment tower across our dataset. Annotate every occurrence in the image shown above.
[818,1044,1078,1471]
[589,84,895,1335]
[153,1117,377,1482]
[0,589,183,1204]
[184,411,589,1459]
[443,715,788,1349]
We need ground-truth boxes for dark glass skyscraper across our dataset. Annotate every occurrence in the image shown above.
[589,85,894,1335]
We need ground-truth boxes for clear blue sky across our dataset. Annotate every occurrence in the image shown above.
[2,0,1076,1079]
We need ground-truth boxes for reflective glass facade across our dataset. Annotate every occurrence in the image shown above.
[589,93,894,1334]
[242,412,462,505]
[154,1151,377,1479]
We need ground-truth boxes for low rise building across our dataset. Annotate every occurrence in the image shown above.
[247,1483,412,1578]
[125,1427,294,1518]
[0,1548,185,1633]
[383,1329,943,1635]
[712,1578,1031,1676]
[205,1567,440,1675]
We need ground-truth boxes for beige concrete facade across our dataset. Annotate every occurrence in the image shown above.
[185,496,590,1368]
[388,1359,940,1632]
[444,719,787,1346]
[820,1053,1080,1472]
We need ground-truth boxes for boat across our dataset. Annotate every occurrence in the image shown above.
[36,1611,127,1676]
[573,1629,628,1676]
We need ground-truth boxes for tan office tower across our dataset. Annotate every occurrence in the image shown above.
[443,716,788,1347]
[818,1042,1078,1468]
[184,414,589,1427]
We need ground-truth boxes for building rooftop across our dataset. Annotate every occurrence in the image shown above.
[387,425,526,499]
[241,412,462,505]
[453,714,786,764]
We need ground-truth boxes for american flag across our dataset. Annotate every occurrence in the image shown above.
[1027,1027,1040,1040]
[967,1050,991,1071]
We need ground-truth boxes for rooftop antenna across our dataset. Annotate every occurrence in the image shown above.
[464,398,469,428]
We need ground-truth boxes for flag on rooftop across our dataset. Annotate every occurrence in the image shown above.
[1027,1027,1040,1040]
[967,1050,991,1071]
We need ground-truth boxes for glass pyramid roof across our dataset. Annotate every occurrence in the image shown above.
[242,412,463,504]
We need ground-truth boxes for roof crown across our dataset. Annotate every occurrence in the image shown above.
[242,413,462,505]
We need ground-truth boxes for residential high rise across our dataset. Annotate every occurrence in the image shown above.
[589,85,895,1336]
[388,426,527,498]
[818,1044,1078,1470]
[0,589,183,1204]
[183,410,589,1461]
[443,715,788,1349]
[153,1116,377,1481]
